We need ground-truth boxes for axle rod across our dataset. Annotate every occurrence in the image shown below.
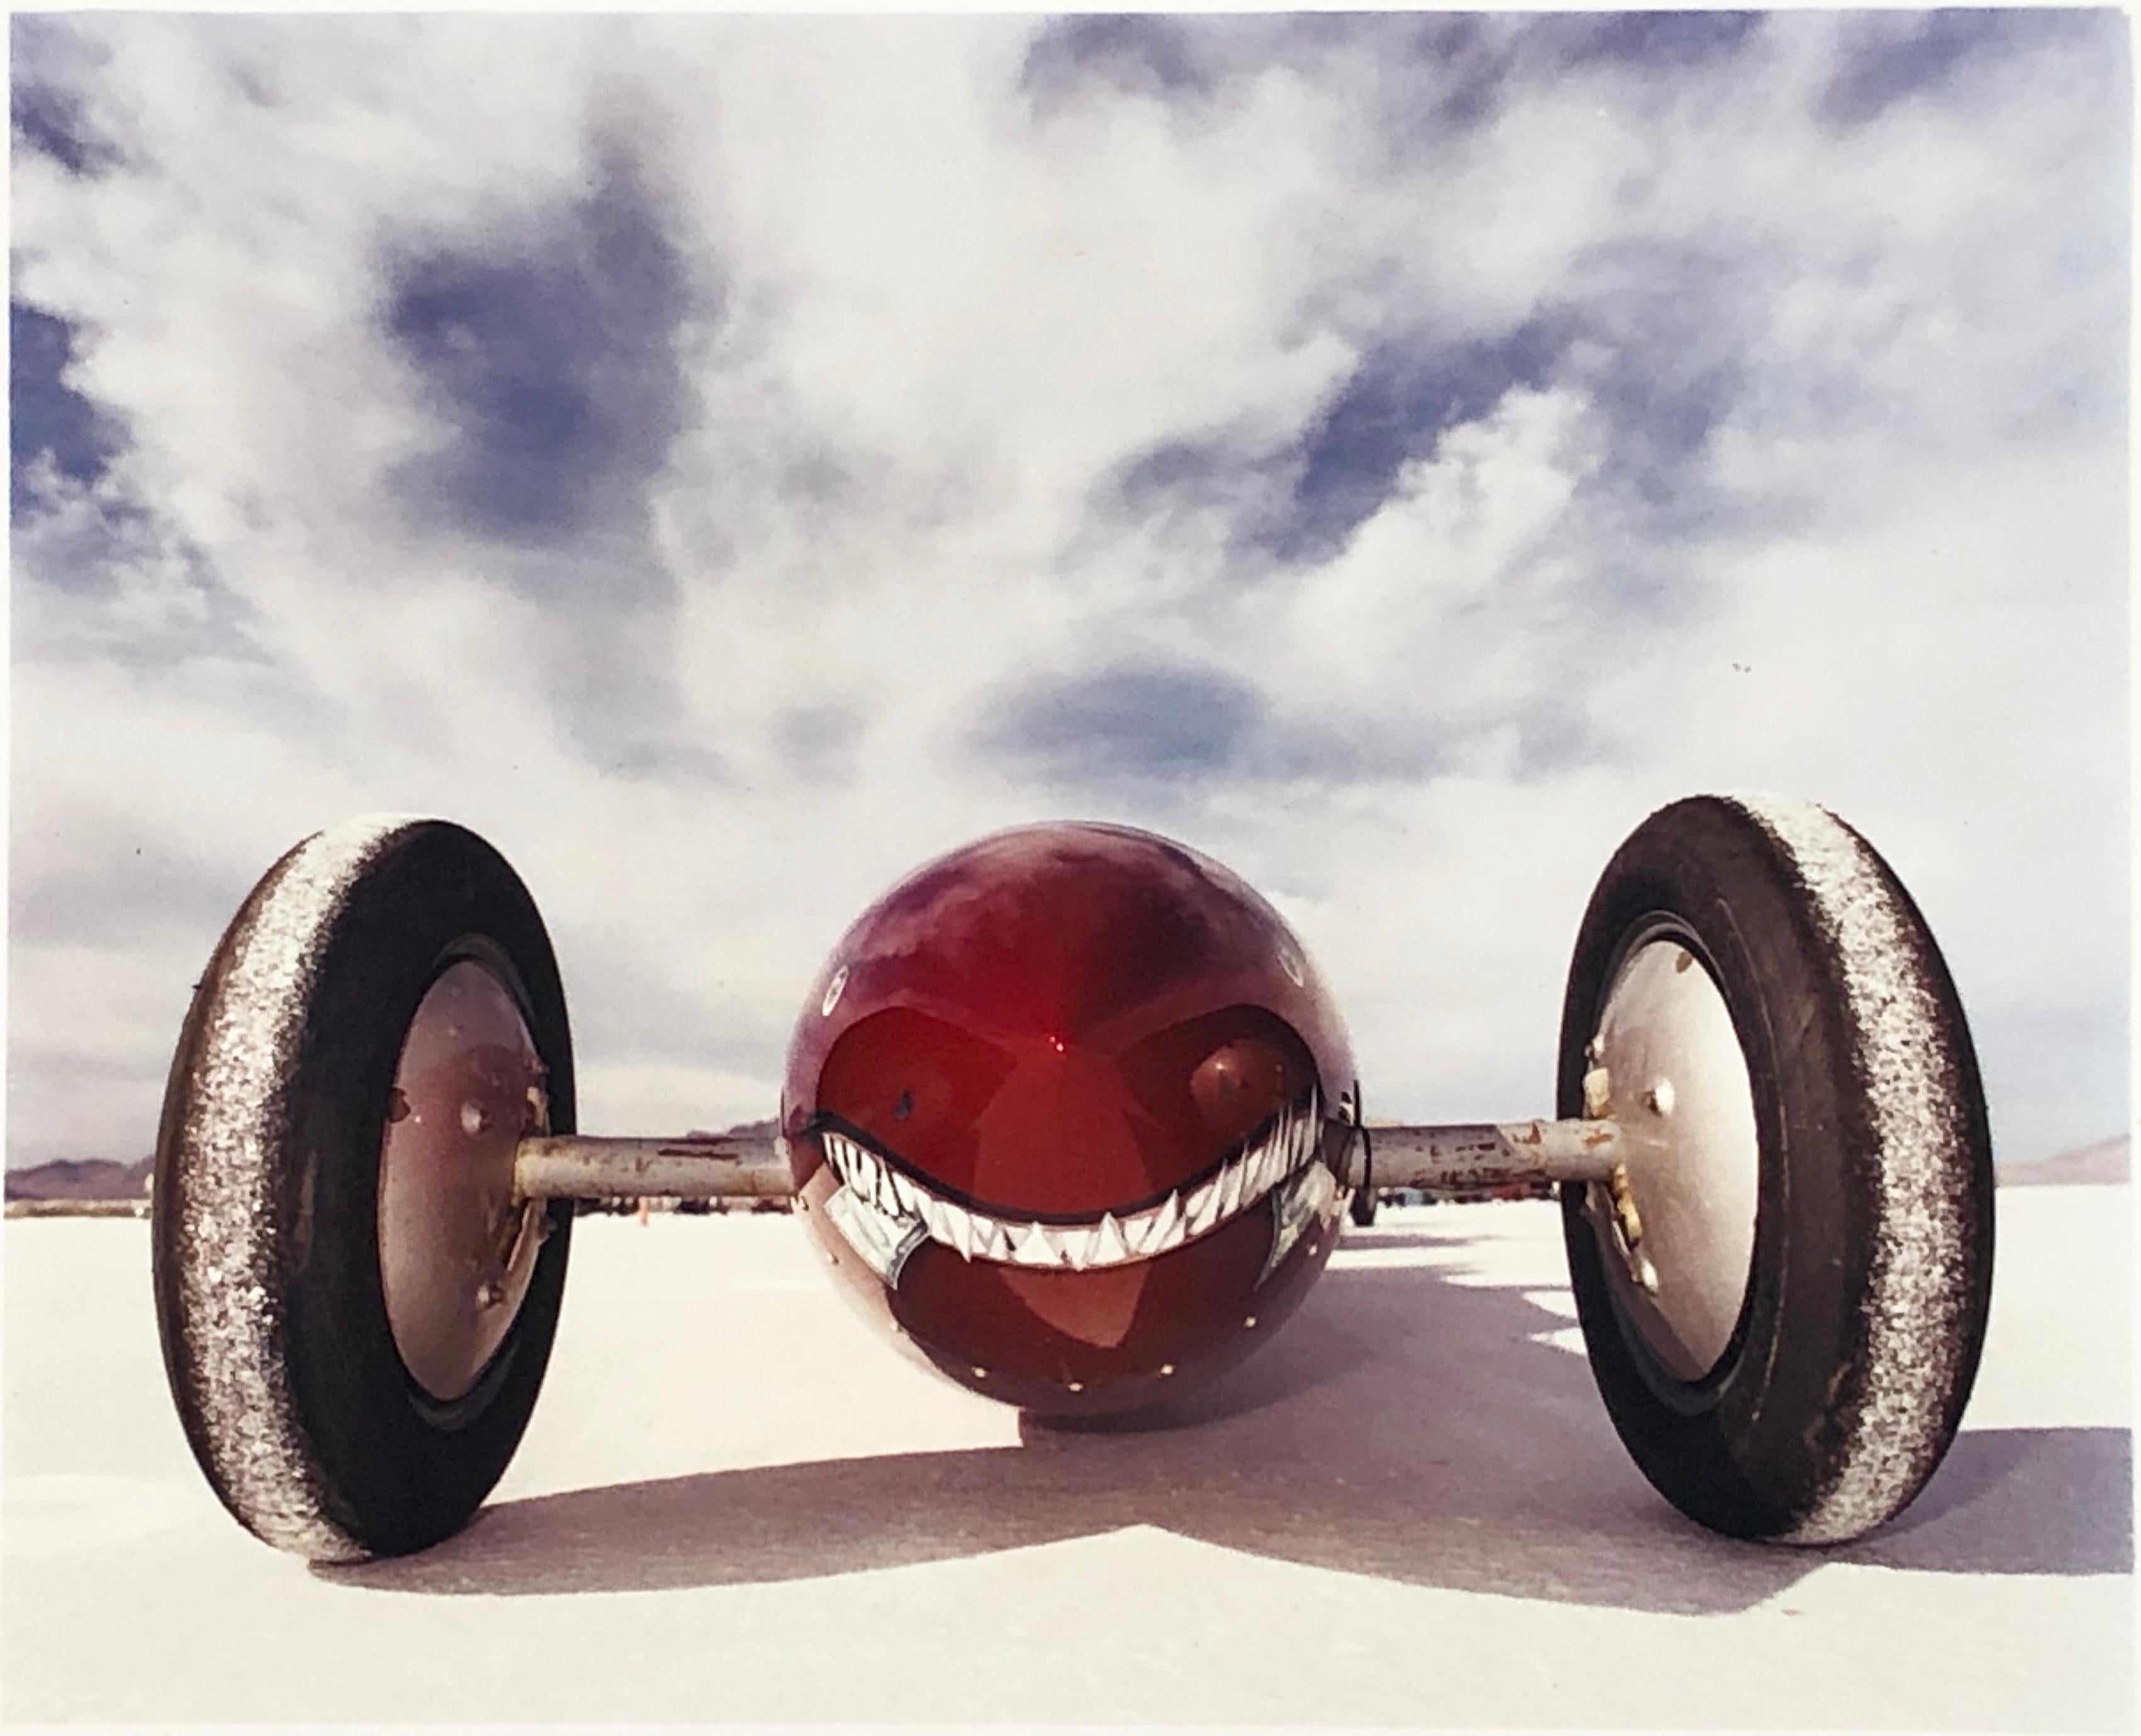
[1368,1118,1623,1195]
[512,1118,1624,1204]
[514,1133,792,1202]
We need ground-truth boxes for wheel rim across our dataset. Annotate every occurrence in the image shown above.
[1587,933,1760,1382]
[378,958,549,1402]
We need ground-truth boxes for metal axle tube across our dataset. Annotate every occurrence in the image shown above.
[512,1118,1623,1204]
[1369,1119,1623,1196]
[514,1133,792,1202]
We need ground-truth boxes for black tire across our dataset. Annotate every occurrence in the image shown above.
[1348,1153,1378,1227]
[152,817,575,1562]
[1558,794,1994,1545]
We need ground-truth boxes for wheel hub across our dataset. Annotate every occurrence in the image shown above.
[1587,936,1760,1381]
[377,959,549,1401]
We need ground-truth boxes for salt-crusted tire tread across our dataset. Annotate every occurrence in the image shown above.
[1557,794,1993,1545]
[152,817,575,1562]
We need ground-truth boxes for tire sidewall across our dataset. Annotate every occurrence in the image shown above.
[1558,798,1879,1538]
[277,822,575,1556]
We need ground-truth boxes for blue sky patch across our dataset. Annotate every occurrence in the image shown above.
[1821,11,2016,126]
[11,79,114,176]
[1272,322,1569,564]
[10,17,120,176]
[381,154,698,549]
[1543,11,1763,73]
[1021,15,1213,106]
[979,661,1265,784]
[1110,320,1573,570]
[9,301,121,522]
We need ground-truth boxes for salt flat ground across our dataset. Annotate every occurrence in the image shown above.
[3,1191,2132,1728]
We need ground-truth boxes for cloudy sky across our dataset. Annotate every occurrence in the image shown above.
[8,11,2128,1173]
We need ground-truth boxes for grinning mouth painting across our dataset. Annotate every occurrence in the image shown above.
[812,1087,1342,1285]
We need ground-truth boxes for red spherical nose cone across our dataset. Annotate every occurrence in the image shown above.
[784,822,1363,1416]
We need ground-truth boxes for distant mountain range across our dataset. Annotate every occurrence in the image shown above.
[5,1126,2126,1205]
[6,1155,154,1202]
[1998,1134,2129,1187]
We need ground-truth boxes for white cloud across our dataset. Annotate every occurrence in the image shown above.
[8,13,2126,1168]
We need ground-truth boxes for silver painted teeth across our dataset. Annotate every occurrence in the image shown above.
[818,1088,1323,1273]
[1135,1190,1183,1257]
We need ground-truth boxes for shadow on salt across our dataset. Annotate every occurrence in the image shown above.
[322,1221,2132,1613]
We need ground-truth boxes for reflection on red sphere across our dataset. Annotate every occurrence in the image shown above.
[782,822,1362,1417]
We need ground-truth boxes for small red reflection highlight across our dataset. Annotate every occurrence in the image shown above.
[1047,1034,1067,1055]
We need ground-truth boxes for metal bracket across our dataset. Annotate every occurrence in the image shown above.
[1585,1164,1656,1294]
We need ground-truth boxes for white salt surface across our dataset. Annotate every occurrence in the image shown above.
[4,1194,2132,1727]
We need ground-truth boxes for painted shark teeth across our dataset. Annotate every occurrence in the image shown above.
[1134,1189,1183,1256]
[817,1087,1327,1275]
[942,1198,976,1260]
[1184,1179,1225,1238]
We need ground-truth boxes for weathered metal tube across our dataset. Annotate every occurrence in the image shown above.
[513,1133,794,1201]
[1369,1118,1623,1195]
[515,1119,1619,1204]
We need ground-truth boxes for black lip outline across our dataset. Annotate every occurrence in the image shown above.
[801,1088,1329,1229]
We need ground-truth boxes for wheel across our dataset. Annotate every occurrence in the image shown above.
[1558,793,1994,1545]
[1348,1147,1378,1226]
[152,816,575,1562]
